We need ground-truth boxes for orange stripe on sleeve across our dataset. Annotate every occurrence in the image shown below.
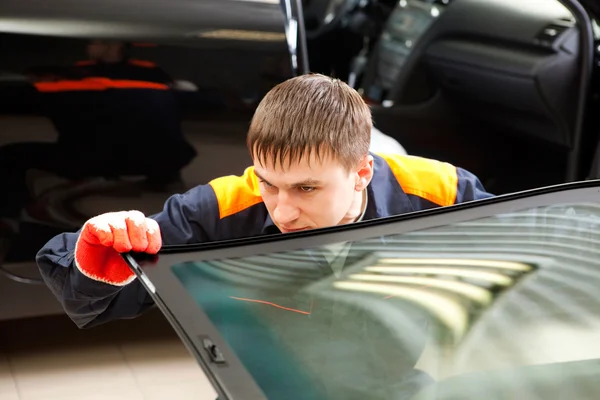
[33,77,169,92]
[377,153,458,207]
[128,59,157,68]
[208,167,264,219]
[108,79,167,90]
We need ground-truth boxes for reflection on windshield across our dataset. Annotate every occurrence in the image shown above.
[171,202,600,399]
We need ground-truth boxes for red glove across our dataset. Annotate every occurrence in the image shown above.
[74,211,162,286]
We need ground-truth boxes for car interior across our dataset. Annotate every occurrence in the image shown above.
[342,0,598,194]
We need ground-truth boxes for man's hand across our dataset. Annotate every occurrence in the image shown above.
[74,211,162,286]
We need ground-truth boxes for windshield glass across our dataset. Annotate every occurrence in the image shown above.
[169,200,600,399]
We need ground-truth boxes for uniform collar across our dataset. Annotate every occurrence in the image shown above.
[364,152,415,219]
[262,214,280,235]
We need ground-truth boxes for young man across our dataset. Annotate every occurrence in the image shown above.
[36,73,493,329]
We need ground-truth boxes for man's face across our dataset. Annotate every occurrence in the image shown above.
[87,40,108,60]
[86,40,124,63]
[253,152,373,233]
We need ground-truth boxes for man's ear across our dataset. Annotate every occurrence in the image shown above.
[355,155,374,191]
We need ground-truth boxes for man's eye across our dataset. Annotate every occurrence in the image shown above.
[260,180,275,188]
[299,186,315,192]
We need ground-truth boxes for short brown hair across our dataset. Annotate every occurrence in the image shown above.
[247,73,372,171]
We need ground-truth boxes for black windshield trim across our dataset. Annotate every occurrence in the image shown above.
[140,179,600,256]
[125,257,270,400]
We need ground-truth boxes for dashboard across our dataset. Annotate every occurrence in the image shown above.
[367,0,443,98]
[358,0,583,147]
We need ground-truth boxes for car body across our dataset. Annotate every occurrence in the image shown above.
[0,0,599,324]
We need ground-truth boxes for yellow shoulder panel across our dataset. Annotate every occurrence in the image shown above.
[208,167,264,219]
[376,153,458,207]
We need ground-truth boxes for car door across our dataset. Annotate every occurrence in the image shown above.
[124,179,600,400]
[0,0,296,321]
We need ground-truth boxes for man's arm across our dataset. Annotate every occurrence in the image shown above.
[36,231,154,329]
[36,186,215,328]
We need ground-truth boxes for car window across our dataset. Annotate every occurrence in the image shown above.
[131,192,600,400]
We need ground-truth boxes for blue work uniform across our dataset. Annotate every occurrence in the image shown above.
[32,58,196,179]
[36,152,492,329]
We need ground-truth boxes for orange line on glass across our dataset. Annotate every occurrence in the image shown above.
[230,296,312,315]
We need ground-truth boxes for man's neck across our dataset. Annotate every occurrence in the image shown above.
[339,189,367,225]
[355,188,368,222]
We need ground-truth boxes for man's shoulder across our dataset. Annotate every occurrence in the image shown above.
[374,153,458,207]
[207,166,264,219]
[156,166,267,243]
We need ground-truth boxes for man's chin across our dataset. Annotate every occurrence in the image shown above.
[280,227,311,234]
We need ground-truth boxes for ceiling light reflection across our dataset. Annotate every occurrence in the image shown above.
[349,274,492,304]
[235,0,280,3]
[365,266,513,286]
[0,18,149,37]
[333,281,468,340]
[195,29,286,41]
[378,258,532,271]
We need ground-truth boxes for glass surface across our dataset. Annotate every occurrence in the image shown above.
[171,202,600,400]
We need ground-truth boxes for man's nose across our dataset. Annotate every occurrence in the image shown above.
[273,193,300,225]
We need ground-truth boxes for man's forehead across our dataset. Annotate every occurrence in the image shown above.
[254,150,340,170]
[254,148,337,168]
[253,155,343,185]
[254,164,324,181]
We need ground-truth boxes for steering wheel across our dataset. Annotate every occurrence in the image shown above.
[302,0,362,40]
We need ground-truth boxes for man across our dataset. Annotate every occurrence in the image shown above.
[36,73,492,330]
[0,40,196,236]
[38,40,196,188]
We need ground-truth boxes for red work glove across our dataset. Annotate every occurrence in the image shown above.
[74,211,162,286]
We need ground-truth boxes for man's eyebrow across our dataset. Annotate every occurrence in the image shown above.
[291,179,322,187]
[254,170,267,182]
[254,170,321,187]
[255,171,276,187]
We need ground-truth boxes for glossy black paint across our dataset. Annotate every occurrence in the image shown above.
[0,0,294,320]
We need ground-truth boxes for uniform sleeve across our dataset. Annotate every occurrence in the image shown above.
[454,167,494,204]
[154,67,175,86]
[144,65,175,86]
[35,184,219,328]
